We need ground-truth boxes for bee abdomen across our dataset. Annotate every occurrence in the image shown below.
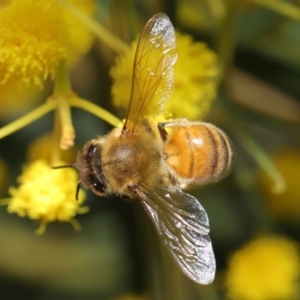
[202,123,234,183]
[164,122,234,186]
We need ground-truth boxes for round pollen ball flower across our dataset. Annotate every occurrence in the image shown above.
[226,236,300,300]
[7,160,88,232]
[0,0,96,88]
[0,72,41,118]
[259,148,300,221]
[110,32,218,120]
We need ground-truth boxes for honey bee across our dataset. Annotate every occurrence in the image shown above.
[55,13,234,284]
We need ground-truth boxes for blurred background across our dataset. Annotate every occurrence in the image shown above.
[0,0,300,299]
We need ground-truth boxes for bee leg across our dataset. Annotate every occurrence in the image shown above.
[126,185,141,201]
[120,194,135,202]
[158,122,169,142]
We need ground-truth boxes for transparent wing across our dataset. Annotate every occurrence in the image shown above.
[123,13,177,133]
[136,186,216,284]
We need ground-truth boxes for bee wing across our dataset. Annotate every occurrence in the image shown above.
[123,13,177,133]
[136,186,216,284]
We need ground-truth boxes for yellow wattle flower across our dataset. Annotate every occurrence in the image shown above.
[0,73,41,118]
[7,159,88,234]
[110,32,218,120]
[226,236,300,300]
[0,0,96,88]
[259,148,300,220]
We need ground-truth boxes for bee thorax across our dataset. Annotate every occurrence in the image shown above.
[108,142,150,174]
[102,135,155,195]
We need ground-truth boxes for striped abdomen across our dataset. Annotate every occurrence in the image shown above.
[163,121,234,186]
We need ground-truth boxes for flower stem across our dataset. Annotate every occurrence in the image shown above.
[35,222,47,235]
[215,0,237,86]
[236,128,286,194]
[70,97,121,127]
[251,0,300,20]
[51,109,63,165]
[55,95,75,149]
[220,94,286,194]
[54,60,72,95]
[59,0,130,55]
[0,101,57,140]
[53,61,75,150]
[70,218,82,232]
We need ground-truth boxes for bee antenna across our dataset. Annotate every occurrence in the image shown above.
[76,182,81,201]
[52,164,81,200]
[52,164,74,169]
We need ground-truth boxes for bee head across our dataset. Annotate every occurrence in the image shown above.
[74,140,108,197]
[53,140,107,199]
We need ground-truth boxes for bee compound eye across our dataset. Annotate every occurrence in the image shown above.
[89,174,106,194]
